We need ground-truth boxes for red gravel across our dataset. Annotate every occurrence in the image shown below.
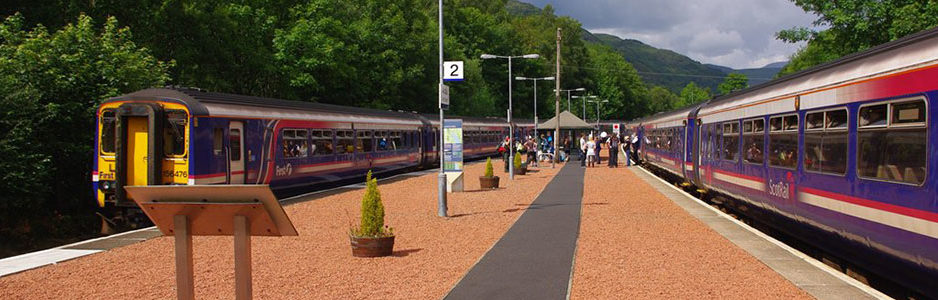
[0,161,562,299]
[570,164,813,299]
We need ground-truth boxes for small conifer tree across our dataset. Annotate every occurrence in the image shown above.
[356,171,390,237]
[484,157,494,177]
[514,152,523,169]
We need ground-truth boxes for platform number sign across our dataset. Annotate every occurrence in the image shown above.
[444,61,464,82]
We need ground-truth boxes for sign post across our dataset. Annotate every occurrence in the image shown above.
[443,119,464,192]
[126,185,298,300]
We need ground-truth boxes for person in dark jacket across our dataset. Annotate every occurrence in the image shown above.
[608,134,619,167]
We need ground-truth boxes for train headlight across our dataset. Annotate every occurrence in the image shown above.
[99,180,115,192]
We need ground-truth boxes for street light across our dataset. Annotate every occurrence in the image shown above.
[587,99,609,125]
[553,87,585,113]
[571,94,597,118]
[516,76,555,145]
[481,53,540,180]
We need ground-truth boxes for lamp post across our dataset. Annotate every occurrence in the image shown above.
[481,53,540,180]
[553,88,585,114]
[436,0,446,217]
[516,76,555,144]
[587,99,609,125]
[572,94,597,119]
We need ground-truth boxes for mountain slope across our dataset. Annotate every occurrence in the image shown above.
[705,63,785,86]
[591,33,725,93]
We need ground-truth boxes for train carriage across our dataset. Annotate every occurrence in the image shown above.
[93,88,510,224]
[632,26,938,297]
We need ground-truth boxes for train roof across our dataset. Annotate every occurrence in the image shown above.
[698,25,938,123]
[640,102,704,128]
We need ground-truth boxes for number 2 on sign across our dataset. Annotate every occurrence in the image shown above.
[443,61,464,81]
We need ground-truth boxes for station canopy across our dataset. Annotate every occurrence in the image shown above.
[538,110,592,129]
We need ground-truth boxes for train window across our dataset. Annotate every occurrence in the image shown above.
[722,122,739,161]
[336,130,355,154]
[827,110,847,129]
[743,119,764,164]
[213,128,224,156]
[804,109,848,175]
[806,112,824,130]
[858,99,927,185]
[282,129,308,158]
[230,129,242,161]
[376,131,390,151]
[859,104,888,127]
[391,131,402,150]
[311,130,334,156]
[892,100,926,125]
[769,115,798,169]
[163,110,187,156]
[357,131,374,152]
[100,109,117,154]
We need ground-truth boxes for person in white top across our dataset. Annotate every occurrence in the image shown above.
[586,137,597,167]
[579,133,587,167]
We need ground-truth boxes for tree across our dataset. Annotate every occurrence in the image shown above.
[0,14,170,252]
[777,0,938,76]
[584,43,646,120]
[646,86,681,113]
[718,73,749,95]
[679,82,710,107]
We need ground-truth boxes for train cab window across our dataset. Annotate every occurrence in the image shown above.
[100,109,117,154]
[213,128,224,156]
[163,110,187,156]
[311,130,334,155]
[722,122,739,161]
[390,131,402,150]
[337,130,355,154]
[805,109,848,175]
[858,99,927,185]
[743,119,764,164]
[282,129,308,158]
[357,131,374,152]
[769,115,798,169]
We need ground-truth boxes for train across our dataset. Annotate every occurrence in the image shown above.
[625,26,938,298]
[92,87,535,225]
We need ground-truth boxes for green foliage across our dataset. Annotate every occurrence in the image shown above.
[777,0,938,76]
[679,82,710,107]
[484,157,495,177]
[0,13,169,249]
[354,171,392,238]
[584,42,648,121]
[717,73,749,95]
[646,86,681,113]
[513,152,523,169]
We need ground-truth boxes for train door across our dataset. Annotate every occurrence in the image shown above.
[229,121,245,184]
[126,117,150,186]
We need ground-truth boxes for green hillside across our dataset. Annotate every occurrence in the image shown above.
[704,63,783,86]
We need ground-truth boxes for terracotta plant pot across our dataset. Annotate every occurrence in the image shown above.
[350,235,395,257]
[479,176,500,189]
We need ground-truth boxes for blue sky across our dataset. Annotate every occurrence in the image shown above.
[524,0,818,69]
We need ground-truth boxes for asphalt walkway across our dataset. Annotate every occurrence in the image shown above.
[445,162,585,300]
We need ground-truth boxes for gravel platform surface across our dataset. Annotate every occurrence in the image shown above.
[0,161,562,299]
[570,164,813,299]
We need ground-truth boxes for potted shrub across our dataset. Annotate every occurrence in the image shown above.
[513,152,526,175]
[349,171,395,257]
[479,157,500,189]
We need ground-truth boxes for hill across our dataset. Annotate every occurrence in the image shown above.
[705,63,786,86]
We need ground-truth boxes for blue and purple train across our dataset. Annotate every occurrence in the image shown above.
[92,87,534,224]
[627,27,938,297]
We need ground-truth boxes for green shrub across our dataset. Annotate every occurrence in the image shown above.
[513,152,523,169]
[484,157,494,177]
[353,171,392,237]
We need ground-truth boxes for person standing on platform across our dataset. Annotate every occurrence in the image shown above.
[562,136,571,162]
[608,133,619,167]
[499,136,510,173]
[623,137,632,166]
[579,133,587,167]
[586,137,597,167]
[525,137,538,167]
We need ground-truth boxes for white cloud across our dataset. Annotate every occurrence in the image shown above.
[526,0,817,68]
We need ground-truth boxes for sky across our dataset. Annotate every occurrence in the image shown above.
[524,0,819,69]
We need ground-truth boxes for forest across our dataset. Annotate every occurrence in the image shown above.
[1,0,935,257]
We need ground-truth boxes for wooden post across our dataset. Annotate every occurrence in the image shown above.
[234,215,252,300]
[174,215,195,300]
